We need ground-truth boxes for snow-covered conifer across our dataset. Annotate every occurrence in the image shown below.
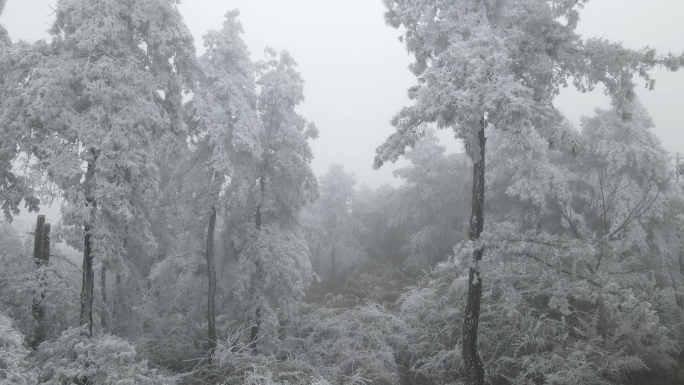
[235,49,318,354]
[184,9,262,358]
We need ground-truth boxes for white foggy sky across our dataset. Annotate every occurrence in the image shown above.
[2,0,683,191]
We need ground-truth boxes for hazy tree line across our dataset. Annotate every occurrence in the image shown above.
[1,0,684,384]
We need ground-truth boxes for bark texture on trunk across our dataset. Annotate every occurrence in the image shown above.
[113,273,121,335]
[33,215,45,262]
[462,120,486,385]
[100,267,108,331]
[206,205,217,359]
[81,225,94,336]
[32,216,49,349]
[80,155,96,337]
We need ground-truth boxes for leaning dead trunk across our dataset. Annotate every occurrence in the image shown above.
[206,205,217,360]
[462,119,486,385]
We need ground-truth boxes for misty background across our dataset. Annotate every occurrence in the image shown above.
[3,0,683,190]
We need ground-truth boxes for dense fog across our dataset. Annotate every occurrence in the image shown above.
[1,1,684,384]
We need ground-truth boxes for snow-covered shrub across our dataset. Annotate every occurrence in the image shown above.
[393,240,684,385]
[282,303,408,385]
[38,326,175,384]
[0,311,37,385]
[181,326,330,385]
[396,264,467,384]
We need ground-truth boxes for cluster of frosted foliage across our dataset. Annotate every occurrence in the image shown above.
[374,0,681,169]
[0,312,36,385]
[187,9,262,211]
[489,100,677,266]
[390,250,681,385]
[4,0,197,266]
[282,303,408,385]
[192,10,262,174]
[38,326,174,385]
[256,49,318,224]
[234,224,315,345]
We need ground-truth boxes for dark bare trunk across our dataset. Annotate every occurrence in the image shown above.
[80,155,96,337]
[255,173,264,231]
[100,266,108,331]
[206,205,217,359]
[462,119,486,385]
[81,226,94,336]
[33,215,45,262]
[32,216,49,349]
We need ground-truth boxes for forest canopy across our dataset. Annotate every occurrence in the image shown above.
[1,1,684,385]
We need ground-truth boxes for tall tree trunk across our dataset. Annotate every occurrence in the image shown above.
[331,244,336,283]
[32,216,48,349]
[113,273,121,335]
[100,266,108,331]
[206,205,217,360]
[81,225,94,337]
[80,155,96,337]
[462,119,486,385]
[250,172,266,355]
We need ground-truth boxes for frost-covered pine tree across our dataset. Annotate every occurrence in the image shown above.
[373,1,684,383]
[5,0,197,336]
[234,49,318,354]
[185,9,262,358]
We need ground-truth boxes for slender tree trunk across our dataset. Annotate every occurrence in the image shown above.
[81,226,94,336]
[100,266,108,331]
[250,173,266,355]
[80,155,96,337]
[331,244,336,283]
[113,273,121,335]
[462,119,486,385]
[206,205,217,360]
[32,216,48,349]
